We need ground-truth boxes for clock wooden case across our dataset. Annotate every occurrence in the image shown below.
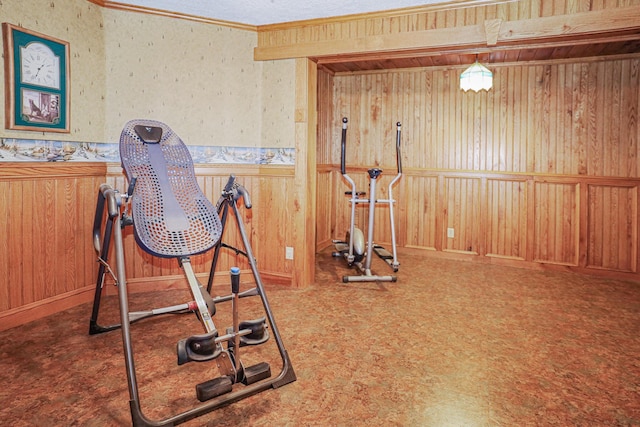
[3,23,70,132]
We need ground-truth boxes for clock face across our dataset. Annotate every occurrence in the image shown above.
[3,23,70,132]
[20,42,60,89]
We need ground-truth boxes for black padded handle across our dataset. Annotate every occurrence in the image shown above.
[341,117,348,175]
[395,121,402,174]
[223,174,252,209]
[230,267,240,294]
[224,175,236,193]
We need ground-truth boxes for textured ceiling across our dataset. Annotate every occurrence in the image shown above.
[116,0,453,26]
[112,0,640,71]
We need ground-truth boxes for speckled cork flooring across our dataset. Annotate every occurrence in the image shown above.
[1,248,639,426]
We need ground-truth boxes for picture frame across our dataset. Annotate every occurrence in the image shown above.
[2,23,70,133]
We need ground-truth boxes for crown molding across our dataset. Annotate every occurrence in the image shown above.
[86,0,258,31]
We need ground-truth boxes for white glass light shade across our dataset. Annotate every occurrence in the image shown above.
[460,61,493,92]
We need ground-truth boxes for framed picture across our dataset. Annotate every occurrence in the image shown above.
[2,23,70,132]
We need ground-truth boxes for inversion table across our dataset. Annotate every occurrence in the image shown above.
[89,119,296,426]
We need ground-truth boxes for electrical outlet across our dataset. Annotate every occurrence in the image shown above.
[285,246,294,260]
[447,228,455,238]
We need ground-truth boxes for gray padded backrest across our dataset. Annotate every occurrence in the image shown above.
[119,119,222,258]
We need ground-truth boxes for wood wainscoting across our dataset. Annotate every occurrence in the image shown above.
[318,166,639,279]
[316,56,640,281]
[104,163,297,290]
[0,163,106,331]
[0,162,296,332]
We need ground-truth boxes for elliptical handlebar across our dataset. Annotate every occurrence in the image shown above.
[340,117,402,176]
[395,122,402,174]
[340,117,348,175]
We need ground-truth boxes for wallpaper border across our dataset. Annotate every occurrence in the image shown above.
[0,138,295,165]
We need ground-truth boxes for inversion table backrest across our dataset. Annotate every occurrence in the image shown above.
[119,119,222,258]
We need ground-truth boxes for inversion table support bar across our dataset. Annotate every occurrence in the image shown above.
[180,258,216,333]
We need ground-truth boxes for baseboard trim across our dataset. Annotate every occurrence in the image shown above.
[1,269,293,332]
[0,286,95,332]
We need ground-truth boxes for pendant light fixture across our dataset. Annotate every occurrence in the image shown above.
[460,55,493,92]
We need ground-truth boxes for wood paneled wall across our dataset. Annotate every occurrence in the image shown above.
[317,57,640,279]
[322,60,640,174]
[0,163,106,330]
[257,0,640,57]
[0,163,296,331]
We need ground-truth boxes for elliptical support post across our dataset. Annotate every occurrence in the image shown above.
[373,121,402,271]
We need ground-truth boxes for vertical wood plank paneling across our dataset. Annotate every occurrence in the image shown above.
[317,67,334,165]
[42,178,57,299]
[0,165,106,312]
[421,71,432,170]
[588,61,602,176]
[9,181,24,308]
[609,61,622,176]
[0,181,8,311]
[404,174,438,250]
[63,178,78,294]
[587,184,638,272]
[22,180,35,303]
[573,63,588,175]
[443,177,481,253]
[331,58,639,179]
[315,170,334,250]
[534,181,579,265]
[433,69,445,170]
[258,175,293,275]
[622,59,638,177]
[486,179,527,259]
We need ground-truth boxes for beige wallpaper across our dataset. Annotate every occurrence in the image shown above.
[261,59,295,147]
[0,0,106,142]
[1,0,295,149]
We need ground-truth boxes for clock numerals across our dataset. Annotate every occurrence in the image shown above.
[20,42,61,89]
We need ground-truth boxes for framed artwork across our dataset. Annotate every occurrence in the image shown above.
[2,23,70,132]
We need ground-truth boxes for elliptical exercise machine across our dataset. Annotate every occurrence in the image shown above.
[332,117,403,283]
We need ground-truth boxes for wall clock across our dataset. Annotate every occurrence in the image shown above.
[2,23,70,132]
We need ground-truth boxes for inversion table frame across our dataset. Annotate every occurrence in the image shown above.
[89,119,295,426]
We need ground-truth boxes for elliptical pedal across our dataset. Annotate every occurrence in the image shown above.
[373,244,393,260]
[332,240,348,257]
[373,245,399,272]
